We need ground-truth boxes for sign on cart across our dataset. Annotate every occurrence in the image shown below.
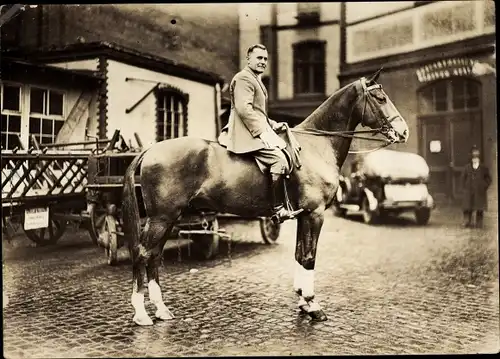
[24,207,49,230]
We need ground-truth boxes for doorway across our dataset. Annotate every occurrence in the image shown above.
[418,78,482,201]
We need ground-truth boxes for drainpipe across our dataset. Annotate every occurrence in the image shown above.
[215,82,222,138]
[270,3,278,102]
[339,2,347,86]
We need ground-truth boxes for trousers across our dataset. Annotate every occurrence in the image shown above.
[252,147,290,175]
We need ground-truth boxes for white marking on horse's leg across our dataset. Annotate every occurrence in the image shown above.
[148,280,175,320]
[295,263,315,299]
[305,300,322,313]
[293,260,304,293]
[297,296,309,310]
[131,291,153,326]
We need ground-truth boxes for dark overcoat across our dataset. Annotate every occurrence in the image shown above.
[461,163,492,211]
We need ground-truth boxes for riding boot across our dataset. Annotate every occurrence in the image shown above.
[463,210,472,228]
[270,173,295,224]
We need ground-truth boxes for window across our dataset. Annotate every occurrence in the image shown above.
[29,87,65,147]
[297,3,320,15]
[156,88,188,141]
[293,41,326,95]
[418,79,481,114]
[1,84,22,150]
[451,78,480,110]
[296,3,320,25]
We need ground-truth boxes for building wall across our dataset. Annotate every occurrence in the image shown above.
[340,52,497,207]
[345,1,495,64]
[277,25,340,100]
[106,60,217,147]
[345,1,411,24]
[238,3,342,102]
[48,59,101,140]
[238,3,272,75]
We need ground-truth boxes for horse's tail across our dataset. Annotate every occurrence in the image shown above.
[123,149,148,250]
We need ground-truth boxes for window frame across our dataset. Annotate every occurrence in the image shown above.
[293,40,326,97]
[28,86,66,147]
[155,86,189,142]
[1,82,23,150]
[417,77,481,115]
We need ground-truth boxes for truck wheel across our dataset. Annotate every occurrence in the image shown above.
[415,208,431,225]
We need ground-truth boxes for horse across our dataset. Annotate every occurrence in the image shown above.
[122,69,409,326]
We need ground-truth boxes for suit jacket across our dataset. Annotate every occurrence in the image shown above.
[218,66,284,153]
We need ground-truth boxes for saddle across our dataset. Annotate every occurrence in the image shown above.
[280,125,302,176]
[217,124,302,176]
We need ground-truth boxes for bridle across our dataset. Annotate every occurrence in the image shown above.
[291,78,399,154]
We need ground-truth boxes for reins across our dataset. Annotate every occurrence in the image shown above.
[289,80,395,155]
[290,128,392,154]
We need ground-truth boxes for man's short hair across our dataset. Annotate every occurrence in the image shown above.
[247,44,267,56]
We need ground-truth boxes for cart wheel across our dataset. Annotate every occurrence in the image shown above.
[260,217,281,244]
[88,203,105,245]
[23,218,66,246]
[193,217,220,260]
[361,197,378,225]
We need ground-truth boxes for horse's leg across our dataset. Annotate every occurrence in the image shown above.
[131,217,170,326]
[131,241,151,326]
[293,210,328,322]
[145,220,175,320]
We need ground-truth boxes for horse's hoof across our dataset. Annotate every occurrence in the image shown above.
[308,310,328,322]
[155,308,175,320]
[133,314,154,326]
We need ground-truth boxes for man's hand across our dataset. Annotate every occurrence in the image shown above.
[272,122,288,133]
[259,130,287,149]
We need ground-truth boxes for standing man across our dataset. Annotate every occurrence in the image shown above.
[461,145,492,228]
[218,44,295,224]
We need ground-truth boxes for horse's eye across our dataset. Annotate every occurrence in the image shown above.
[372,93,386,104]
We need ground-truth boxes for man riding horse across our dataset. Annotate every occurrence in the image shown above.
[219,44,297,224]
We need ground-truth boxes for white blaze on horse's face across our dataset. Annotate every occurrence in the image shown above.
[361,77,409,144]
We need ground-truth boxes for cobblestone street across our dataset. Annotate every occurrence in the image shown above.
[2,207,499,357]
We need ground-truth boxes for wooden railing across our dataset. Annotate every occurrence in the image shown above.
[1,150,90,206]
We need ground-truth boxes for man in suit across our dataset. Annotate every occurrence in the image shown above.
[218,44,295,223]
[461,146,492,228]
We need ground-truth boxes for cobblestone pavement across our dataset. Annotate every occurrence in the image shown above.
[2,207,499,357]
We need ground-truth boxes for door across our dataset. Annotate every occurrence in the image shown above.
[418,78,482,201]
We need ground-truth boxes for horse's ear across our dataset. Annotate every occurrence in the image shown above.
[367,67,383,83]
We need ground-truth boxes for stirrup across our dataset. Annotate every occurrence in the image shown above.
[271,206,304,224]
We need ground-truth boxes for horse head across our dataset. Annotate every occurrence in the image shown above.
[354,68,409,144]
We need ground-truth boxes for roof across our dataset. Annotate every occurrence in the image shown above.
[2,41,225,86]
[1,57,104,85]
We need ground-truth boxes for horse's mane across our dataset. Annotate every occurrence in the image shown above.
[295,80,360,131]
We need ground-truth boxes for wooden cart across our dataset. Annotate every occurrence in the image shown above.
[1,142,93,246]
